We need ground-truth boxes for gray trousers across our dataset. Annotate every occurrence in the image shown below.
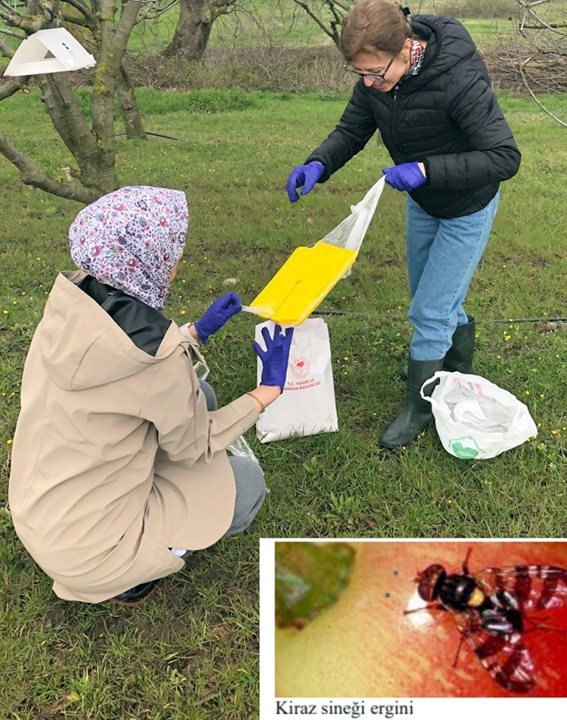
[200,379,266,537]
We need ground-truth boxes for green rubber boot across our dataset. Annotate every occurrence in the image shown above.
[399,316,475,380]
[443,315,475,373]
[381,357,444,449]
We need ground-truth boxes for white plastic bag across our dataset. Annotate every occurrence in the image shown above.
[227,434,258,462]
[322,176,385,278]
[322,176,385,253]
[255,319,338,443]
[421,372,537,460]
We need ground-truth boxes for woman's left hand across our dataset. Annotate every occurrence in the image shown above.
[382,161,427,192]
[194,292,242,343]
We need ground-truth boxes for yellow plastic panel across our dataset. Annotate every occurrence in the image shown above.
[250,242,357,326]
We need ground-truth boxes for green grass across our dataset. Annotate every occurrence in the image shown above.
[1,88,567,716]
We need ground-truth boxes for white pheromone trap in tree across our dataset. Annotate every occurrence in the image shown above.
[4,28,96,76]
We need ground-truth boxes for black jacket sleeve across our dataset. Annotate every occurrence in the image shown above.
[423,65,521,190]
[304,81,378,182]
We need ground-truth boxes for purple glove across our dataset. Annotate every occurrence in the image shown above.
[194,292,241,343]
[286,161,325,203]
[382,162,427,192]
[253,325,294,392]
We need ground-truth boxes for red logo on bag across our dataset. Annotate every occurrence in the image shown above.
[290,356,311,379]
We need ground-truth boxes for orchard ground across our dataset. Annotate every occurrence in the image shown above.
[1,37,567,720]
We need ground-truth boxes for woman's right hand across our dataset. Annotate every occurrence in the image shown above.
[193,292,242,343]
[286,162,325,203]
[253,325,294,391]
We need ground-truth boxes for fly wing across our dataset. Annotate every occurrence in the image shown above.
[474,566,567,611]
[453,608,535,694]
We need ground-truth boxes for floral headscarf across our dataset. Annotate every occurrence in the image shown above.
[69,186,189,310]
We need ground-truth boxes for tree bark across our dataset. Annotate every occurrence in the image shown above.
[0,77,29,101]
[0,131,99,203]
[117,64,147,139]
[163,0,238,61]
[163,0,214,60]
[38,72,118,194]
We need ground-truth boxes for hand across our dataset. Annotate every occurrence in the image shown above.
[382,162,427,192]
[286,161,325,203]
[253,325,294,392]
[194,292,241,343]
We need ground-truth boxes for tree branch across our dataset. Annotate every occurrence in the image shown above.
[0,5,49,32]
[90,0,127,174]
[0,27,26,40]
[39,72,100,164]
[211,0,238,20]
[0,38,12,57]
[521,23,567,29]
[0,131,99,203]
[59,9,92,25]
[114,0,143,60]
[292,0,336,43]
[117,62,146,138]
[326,0,350,11]
[136,0,177,23]
[62,0,97,22]
[526,6,567,36]
[58,0,98,32]
[511,17,567,127]
[0,76,29,100]
[323,0,345,24]
[0,0,23,14]
[519,0,551,7]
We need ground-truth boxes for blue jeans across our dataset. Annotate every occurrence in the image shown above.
[406,192,500,361]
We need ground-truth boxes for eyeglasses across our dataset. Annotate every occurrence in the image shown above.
[343,55,396,86]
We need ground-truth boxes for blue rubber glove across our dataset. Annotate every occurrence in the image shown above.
[194,292,241,343]
[253,325,294,392]
[382,162,427,192]
[286,161,325,203]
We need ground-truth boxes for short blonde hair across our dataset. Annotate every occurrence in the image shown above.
[341,0,415,62]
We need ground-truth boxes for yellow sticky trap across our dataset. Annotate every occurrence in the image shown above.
[250,242,357,326]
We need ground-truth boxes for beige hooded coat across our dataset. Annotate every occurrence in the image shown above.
[9,271,259,603]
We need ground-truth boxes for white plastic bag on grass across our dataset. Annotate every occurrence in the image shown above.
[421,371,537,460]
[255,319,338,443]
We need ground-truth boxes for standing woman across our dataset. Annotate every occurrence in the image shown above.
[286,0,521,448]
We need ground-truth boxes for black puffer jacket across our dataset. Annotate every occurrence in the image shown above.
[306,15,521,219]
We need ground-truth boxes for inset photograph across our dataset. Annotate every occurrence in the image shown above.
[273,541,567,697]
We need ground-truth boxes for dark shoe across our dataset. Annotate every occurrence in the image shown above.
[110,580,159,607]
[381,357,444,448]
[399,316,475,379]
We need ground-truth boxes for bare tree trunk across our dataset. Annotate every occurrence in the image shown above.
[163,0,214,60]
[38,72,117,193]
[163,0,238,60]
[118,64,147,139]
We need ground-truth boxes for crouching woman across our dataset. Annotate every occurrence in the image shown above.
[8,186,292,604]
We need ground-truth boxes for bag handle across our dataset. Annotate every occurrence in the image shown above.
[420,371,452,402]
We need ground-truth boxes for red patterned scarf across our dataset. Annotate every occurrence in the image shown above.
[408,39,425,75]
